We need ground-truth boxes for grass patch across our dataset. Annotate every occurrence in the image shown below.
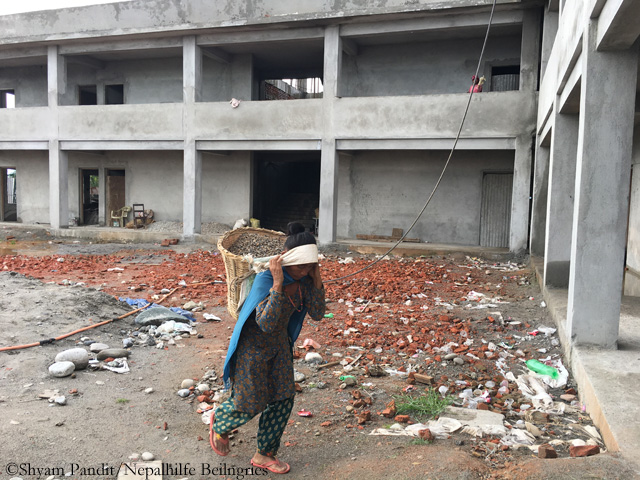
[116,398,130,404]
[393,389,454,420]
[410,438,432,446]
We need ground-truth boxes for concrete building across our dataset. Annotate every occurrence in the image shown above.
[1,0,640,463]
[0,0,541,252]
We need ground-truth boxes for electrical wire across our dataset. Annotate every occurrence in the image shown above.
[325,0,498,284]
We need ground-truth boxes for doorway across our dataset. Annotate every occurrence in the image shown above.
[107,169,126,226]
[479,172,513,247]
[81,169,99,225]
[252,152,320,233]
[1,167,17,221]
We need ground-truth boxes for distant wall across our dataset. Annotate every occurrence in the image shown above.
[0,151,49,223]
[0,66,48,107]
[337,149,515,244]
[201,151,251,224]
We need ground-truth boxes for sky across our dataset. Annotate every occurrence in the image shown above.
[0,0,131,16]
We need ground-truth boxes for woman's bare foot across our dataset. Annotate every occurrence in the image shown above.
[251,452,290,474]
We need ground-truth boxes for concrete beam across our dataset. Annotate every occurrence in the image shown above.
[0,46,47,61]
[341,10,523,38]
[66,54,105,70]
[59,37,183,55]
[60,141,184,150]
[0,141,48,150]
[201,46,231,64]
[597,0,640,50]
[198,27,324,46]
[197,140,321,151]
[337,137,515,150]
[557,54,582,114]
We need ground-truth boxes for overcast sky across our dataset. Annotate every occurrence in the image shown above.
[0,0,131,16]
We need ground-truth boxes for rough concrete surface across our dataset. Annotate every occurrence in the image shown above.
[0,226,638,480]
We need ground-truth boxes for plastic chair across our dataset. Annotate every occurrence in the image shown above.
[110,206,131,227]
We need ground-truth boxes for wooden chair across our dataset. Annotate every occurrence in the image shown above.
[132,204,146,228]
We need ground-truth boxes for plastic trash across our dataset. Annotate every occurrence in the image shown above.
[339,375,355,381]
[324,313,334,318]
[297,409,313,417]
[525,359,559,379]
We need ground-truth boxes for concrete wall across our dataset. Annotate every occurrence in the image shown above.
[201,152,251,224]
[0,66,48,107]
[625,125,640,296]
[342,35,522,96]
[337,149,514,244]
[0,151,49,223]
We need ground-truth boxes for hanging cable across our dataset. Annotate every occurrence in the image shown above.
[325,0,498,284]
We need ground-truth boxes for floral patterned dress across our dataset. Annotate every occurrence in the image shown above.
[231,275,325,415]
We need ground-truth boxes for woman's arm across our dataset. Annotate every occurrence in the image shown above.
[302,275,326,321]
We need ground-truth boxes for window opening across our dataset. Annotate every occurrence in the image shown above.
[78,85,97,105]
[105,84,124,104]
[260,78,323,100]
[0,90,15,108]
[490,65,520,92]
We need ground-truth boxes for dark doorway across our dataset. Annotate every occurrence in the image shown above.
[81,169,99,225]
[1,167,17,221]
[253,152,320,233]
[78,85,97,105]
[105,84,124,105]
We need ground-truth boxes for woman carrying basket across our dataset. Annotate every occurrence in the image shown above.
[210,222,325,474]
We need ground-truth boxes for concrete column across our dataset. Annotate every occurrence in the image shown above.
[529,141,550,256]
[520,8,542,92]
[509,135,533,253]
[183,142,202,235]
[543,112,578,287]
[318,26,342,244]
[183,36,202,236]
[540,7,559,83]
[47,45,65,107]
[98,165,106,226]
[48,140,68,229]
[0,168,6,222]
[231,54,254,100]
[566,23,638,347]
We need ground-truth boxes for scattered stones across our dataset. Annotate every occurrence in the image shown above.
[55,348,90,370]
[305,352,323,364]
[538,444,558,459]
[294,371,306,382]
[122,338,134,348]
[570,445,600,457]
[89,343,110,353]
[225,233,285,257]
[49,361,75,378]
[144,388,154,394]
[141,452,155,461]
[177,389,191,398]
[181,379,195,389]
[96,349,130,361]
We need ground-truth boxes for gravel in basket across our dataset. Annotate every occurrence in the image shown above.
[226,233,285,258]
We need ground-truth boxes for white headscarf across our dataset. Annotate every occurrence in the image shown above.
[244,244,318,273]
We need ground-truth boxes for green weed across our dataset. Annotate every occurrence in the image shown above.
[116,398,130,404]
[393,389,453,420]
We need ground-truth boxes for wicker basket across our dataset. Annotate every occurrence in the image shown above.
[217,226,285,319]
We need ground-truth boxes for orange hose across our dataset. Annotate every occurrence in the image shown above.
[0,287,179,352]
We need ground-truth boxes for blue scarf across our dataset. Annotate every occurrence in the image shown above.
[222,268,308,388]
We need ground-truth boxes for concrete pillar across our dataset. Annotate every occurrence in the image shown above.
[566,23,638,347]
[540,7,559,83]
[509,135,533,253]
[47,45,65,107]
[98,165,106,226]
[318,26,341,244]
[183,36,202,236]
[544,112,578,287]
[529,141,550,256]
[49,140,69,229]
[520,8,542,92]
[0,168,6,222]
[231,54,254,101]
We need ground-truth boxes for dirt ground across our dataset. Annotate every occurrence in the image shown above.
[0,225,638,480]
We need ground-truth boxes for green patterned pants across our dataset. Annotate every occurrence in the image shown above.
[212,396,294,456]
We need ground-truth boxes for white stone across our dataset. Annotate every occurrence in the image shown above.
[145,388,154,394]
[89,343,110,353]
[49,361,76,378]
[54,396,67,406]
[181,379,195,389]
[141,452,154,461]
[55,348,90,370]
[196,383,210,393]
[305,352,323,364]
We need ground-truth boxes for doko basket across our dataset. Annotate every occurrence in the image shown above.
[217,226,285,319]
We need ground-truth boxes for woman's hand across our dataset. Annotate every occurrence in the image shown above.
[269,255,284,292]
[308,262,323,289]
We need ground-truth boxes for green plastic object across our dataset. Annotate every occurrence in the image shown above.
[526,359,559,379]
[339,375,355,381]
[324,313,334,318]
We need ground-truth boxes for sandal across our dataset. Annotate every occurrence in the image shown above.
[250,457,290,474]
[209,411,229,456]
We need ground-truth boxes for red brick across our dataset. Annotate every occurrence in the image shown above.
[570,445,600,457]
[538,444,558,459]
